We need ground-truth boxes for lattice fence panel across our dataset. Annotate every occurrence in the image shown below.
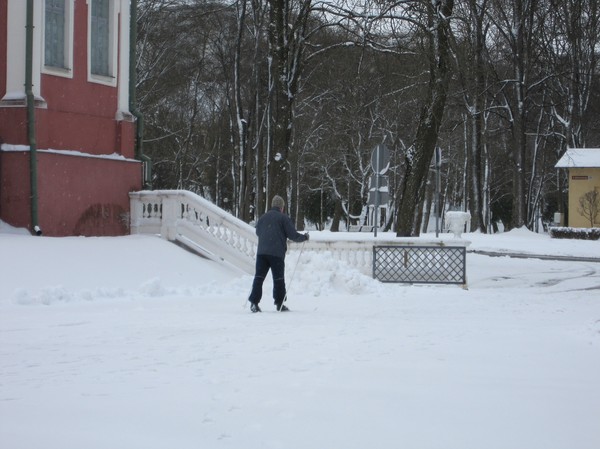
[373,246,466,284]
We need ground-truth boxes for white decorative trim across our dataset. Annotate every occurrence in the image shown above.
[116,0,131,118]
[3,0,43,101]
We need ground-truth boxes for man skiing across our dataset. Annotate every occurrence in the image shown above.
[248,195,309,312]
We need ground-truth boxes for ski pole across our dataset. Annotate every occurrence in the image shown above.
[283,240,306,304]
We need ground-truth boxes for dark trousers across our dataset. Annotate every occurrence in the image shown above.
[248,254,286,306]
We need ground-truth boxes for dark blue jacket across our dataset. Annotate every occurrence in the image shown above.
[255,207,308,258]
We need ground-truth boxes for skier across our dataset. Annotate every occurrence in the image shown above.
[248,195,309,312]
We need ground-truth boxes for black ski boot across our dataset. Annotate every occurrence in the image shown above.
[276,304,290,312]
[250,302,261,313]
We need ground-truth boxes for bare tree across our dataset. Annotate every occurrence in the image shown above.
[137,2,228,193]
[578,189,600,227]
[541,0,600,223]
[266,0,314,202]
[450,0,490,232]
[134,0,600,234]
[232,0,270,221]
[395,0,455,236]
[486,0,545,230]
[545,0,600,150]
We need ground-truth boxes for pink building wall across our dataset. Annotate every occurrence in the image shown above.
[0,0,142,236]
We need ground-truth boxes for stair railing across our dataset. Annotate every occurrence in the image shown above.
[130,190,468,285]
[130,190,258,274]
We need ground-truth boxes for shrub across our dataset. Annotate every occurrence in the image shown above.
[548,226,600,240]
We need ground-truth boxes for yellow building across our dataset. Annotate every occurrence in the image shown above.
[555,148,600,228]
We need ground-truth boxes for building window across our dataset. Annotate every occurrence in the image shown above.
[44,0,73,74]
[45,0,65,68]
[90,0,110,76]
[88,0,118,85]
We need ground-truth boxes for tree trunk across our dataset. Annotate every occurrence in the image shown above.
[470,13,487,232]
[330,197,343,232]
[266,0,311,199]
[510,40,527,230]
[395,0,455,237]
[234,0,252,221]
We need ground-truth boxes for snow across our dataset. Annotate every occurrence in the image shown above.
[1,144,136,161]
[0,144,30,152]
[1,223,600,449]
[555,148,600,168]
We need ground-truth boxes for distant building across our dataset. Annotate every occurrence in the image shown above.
[0,0,148,236]
[555,148,600,228]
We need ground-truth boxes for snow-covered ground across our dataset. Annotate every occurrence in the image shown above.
[1,223,599,449]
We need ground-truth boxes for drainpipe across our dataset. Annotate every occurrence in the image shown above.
[129,0,152,189]
[25,0,41,235]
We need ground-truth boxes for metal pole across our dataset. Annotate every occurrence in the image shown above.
[282,240,306,306]
[435,161,440,237]
[435,147,441,238]
[130,0,153,189]
[374,146,379,237]
[26,0,40,235]
[320,185,323,230]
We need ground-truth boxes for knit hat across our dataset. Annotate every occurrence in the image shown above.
[271,195,285,210]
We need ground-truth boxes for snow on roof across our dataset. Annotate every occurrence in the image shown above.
[555,148,600,168]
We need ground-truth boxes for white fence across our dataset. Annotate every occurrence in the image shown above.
[130,190,469,281]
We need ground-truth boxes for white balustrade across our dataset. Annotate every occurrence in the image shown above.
[130,190,258,274]
[130,190,469,280]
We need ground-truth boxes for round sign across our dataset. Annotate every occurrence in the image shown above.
[371,144,390,175]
